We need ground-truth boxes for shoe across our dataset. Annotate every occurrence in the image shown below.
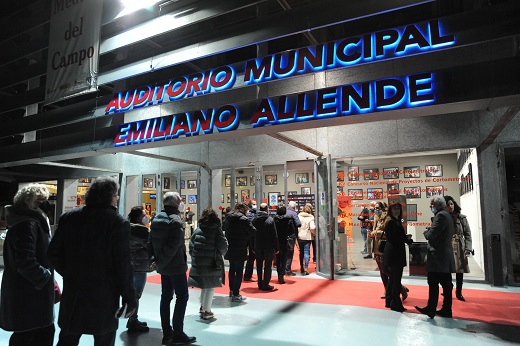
[243,277,257,282]
[162,335,173,345]
[380,294,386,299]
[259,285,274,291]
[278,275,286,284]
[361,251,368,254]
[415,306,435,319]
[202,311,214,320]
[391,306,407,312]
[436,309,453,318]
[168,332,196,345]
[456,291,465,301]
[229,291,232,297]
[285,272,296,276]
[363,255,372,259]
[304,270,309,275]
[231,295,247,302]
[401,289,408,301]
[127,319,149,333]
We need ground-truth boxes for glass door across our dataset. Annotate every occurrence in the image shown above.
[315,155,335,279]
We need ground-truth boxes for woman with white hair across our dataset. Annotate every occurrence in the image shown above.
[0,184,56,345]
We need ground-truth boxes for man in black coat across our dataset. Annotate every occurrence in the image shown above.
[252,203,280,291]
[415,196,455,319]
[48,176,136,345]
[284,201,301,275]
[0,184,55,345]
[243,199,257,281]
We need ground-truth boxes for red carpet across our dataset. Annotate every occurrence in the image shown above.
[147,272,520,327]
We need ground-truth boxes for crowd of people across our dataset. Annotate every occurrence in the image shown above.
[0,177,473,345]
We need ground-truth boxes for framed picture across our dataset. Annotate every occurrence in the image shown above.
[250,176,255,186]
[187,180,197,189]
[241,189,250,201]
[181,195,186,203]
[78,178,92,183]
[406,204,418,221]
[288,191,297,195]
[265,174,277,185]
[337,171,345,182]
[363,168,379,180]
[180,180,185,189]
[348,166,359,181]
[367,188,383,200]
[425,164,443,177]
[268,192,279,206]
[404,186,421,198]
[145,203,152,213]
[188,195,197,204]
[404,166,421,178]
[383,167,399,179]
[225,174,231,187]
[236,176,247,186]
[426,186,444,198]
[387,183,399,195]
[295,173,309,184]
[221,194,224,203]
[163,177,170,190]
[143,177,154,188]
[348,189,363,200]
[301,187,311,195]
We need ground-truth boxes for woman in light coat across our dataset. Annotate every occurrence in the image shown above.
[297,204,316,275]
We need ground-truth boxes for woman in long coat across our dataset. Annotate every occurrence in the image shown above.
[188,208,228,320]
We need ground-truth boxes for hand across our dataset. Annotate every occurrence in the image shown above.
[149,262,157,272]
[275,250,280,254]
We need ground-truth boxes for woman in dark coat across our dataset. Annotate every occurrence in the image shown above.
[223,202,256,302]
[383,201,413,312]
[0,184,55,346]
[273,206,296,284]
[188,208,228,320]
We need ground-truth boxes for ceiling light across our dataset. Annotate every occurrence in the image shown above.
[116,0,162,19]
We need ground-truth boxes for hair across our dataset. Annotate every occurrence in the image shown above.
[85,176,119,207]
[259,202,268,212]
[247,199,256,208]
[388,201,403,220]
[431,195,447,208]
[13,183,50,208]
[225,206,231,213]
[288,201,297,210]
[277,205,287,216]
[163,191,181,207]
[375,201,386,210]
[128,206,144,223]
[302,203,313,214]
[199,207,220,225]
[444,195,461,213]
[234,202,248,214]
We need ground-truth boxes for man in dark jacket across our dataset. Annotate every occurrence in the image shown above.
[47,176,136,346]
[224,203,256,301]
[252,203,280,291]
[150,192,196,345]
[415,196,455,319]
[243,199,257,281]
[285,201,301,275]
[0,184,55,346]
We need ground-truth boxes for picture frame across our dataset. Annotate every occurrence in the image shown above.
[145,203,152,213]
[348,166,359,181]
[236,176,247,186]
[301,187,311,195]
[268,192,279,206]
[187,180,197,189]
[250,176,255,186]
[180,180,185,189]
[241,189,250,201]
[404,186,421,198]
[163,177,170,190]
[348,189,363,200]
[337,171,345,182]
[181,195,186,203]
[265,174,277,185]
[406,204,418,221]
[425,164,443,177]
[295,173,309,184]
[225,174,231,187]
[288,191,297,195]
[367,188,383,200]
[221,194,224,203]
[404,166,421,178]
[363,168,379,180]
[383,167,399,179]
[387,183,400,195]
[426,186,444,198]
[188,195,197,204]
[143,177,154,188]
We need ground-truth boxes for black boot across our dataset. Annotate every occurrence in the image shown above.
[278,275,286,284]
[456,290,465,301]
[127,319,149,333]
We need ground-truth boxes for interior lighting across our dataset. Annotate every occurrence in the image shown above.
[116,0,162,19]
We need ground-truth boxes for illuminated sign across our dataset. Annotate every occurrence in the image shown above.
[106,20,454,115]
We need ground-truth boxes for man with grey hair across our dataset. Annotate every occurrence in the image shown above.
[150,192,196,345]
[0,184,55,345]
[284,201,302,275]
[415,195,455,319]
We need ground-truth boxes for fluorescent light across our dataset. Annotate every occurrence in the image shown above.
[116,0,162,19]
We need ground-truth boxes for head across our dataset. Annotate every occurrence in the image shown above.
[374,201,385,216]
[430,195,446,213]
[85,176,119,207]
[444,195,461,214]
[248,199,257,209]
[370,201,376,211]
[302,203,313,214]
[128,206,146,224]
[288,201,297,211]
[277,205,287,216]
[163,191,182,209]
[388,201,402,219]
[199,207,220,225]
[234,202,249,215]
[13,183,50,210]
[259,202,268,212]
[225,206,231,213]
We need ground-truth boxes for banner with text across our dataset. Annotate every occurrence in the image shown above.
[45,0,103,102]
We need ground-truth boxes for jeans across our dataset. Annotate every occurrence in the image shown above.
[57,329,116,346]
[200,288,214,312]
[10,324,54,346]
[298,239,311,270]
[228,260,245,296]
[160,273,189,337]
[256,249,274,288]
[129,272,147,321]
[361,227,369,252]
